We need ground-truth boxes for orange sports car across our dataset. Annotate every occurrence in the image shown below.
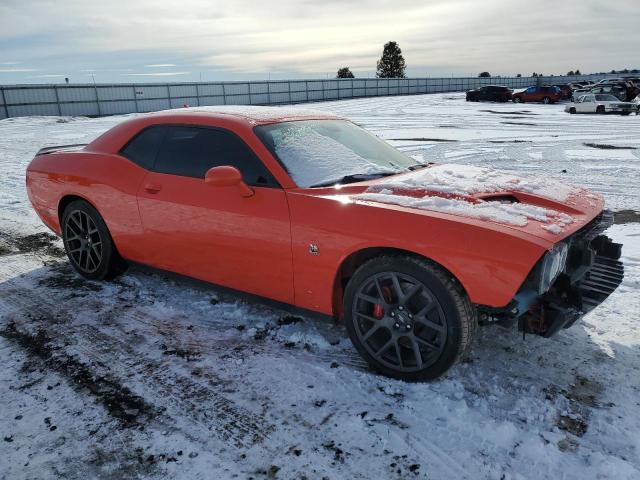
[26,107,624,381]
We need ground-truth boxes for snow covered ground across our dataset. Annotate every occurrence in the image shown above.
[1,93,639,479]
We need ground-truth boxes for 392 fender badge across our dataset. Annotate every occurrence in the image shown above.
[309,243,320,255]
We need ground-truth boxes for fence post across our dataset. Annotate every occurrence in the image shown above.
[132,85,139,113]
[0,87,8,118]
[222,83,227,105]
[166,84,171,108]
[196,83,201,107]
[53,85,62,116]
[287,80,291,104]
[94,83,102,117]
[305,81,309,102]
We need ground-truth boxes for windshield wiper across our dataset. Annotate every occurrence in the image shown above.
[405,162,432,171]
[309,172,396,188]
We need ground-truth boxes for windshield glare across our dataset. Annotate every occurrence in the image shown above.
[254,120,416,187]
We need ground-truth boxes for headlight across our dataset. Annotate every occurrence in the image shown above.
[537,243,568,294]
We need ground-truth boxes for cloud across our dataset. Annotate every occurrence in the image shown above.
[1,0,638,83]
[0,68,36,73]
[125,71,191,76]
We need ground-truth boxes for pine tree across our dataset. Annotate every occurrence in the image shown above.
[376,42,406,78]
[478,72,491,78]
[567,70,574,76]
[336,67,355,78]
[575,69,581,75]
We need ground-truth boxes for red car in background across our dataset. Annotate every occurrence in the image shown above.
[512,86,562,104]
[26,107,623,381]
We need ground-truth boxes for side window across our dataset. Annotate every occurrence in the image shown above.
[154,126,277,186]
[120,125,167,170]
[525,87,536,93]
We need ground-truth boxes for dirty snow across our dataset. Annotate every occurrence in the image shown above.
[1,93,640,480]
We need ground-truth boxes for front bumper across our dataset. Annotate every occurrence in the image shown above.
[521,210,624,337]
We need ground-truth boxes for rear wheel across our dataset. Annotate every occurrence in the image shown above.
[542,96,551,104]
[344,256,476,381]
[61,200,126,280]
[596,105,605,114]
[513,97,522,103]
[569,107,576,114]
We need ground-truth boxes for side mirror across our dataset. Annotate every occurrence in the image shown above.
[205,166,254,198]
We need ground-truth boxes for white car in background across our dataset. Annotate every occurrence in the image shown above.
[565,94,637,115]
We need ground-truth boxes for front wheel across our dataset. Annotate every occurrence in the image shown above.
[344,256,476,381]
[513,97,522,103]
[62,200,126,280]
[542,96,551,104]
[569,107,576,114]
[596,105,605,114]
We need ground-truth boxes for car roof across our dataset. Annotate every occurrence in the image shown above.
[86,105,343,155]
[139,105,342,125]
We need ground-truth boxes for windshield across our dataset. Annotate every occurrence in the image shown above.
[595,94,620,102]
[254,120,415,187]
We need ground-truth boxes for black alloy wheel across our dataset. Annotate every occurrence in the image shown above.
[344,256,476,381]
[62,200,125,280]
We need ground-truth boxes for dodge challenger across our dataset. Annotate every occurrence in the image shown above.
[26,107,624,381]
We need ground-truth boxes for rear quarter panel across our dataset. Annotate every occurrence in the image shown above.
[26,151,148,261]
[287,192,548,315]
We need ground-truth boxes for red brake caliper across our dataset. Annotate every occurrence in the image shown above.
[373,286,394,319]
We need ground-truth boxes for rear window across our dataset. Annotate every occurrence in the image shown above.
[120,125,167,170]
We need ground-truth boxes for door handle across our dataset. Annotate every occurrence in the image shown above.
[144,183,162,194]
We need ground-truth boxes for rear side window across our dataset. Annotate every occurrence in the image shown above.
[120,125,167,170]
[154,126,277,186]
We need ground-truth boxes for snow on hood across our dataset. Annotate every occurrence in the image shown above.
[354,164,581,232]
[370,164,579,202]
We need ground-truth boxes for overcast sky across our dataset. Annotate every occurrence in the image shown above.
[1,0,638,84]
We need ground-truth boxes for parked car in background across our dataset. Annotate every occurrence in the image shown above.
[590,82,639,102]
[565,94,637,115]
[512,86,562,104]
[465,85,513,102]
[632,95,640,115]
[550,84,572,100]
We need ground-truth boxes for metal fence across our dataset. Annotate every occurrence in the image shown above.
[0,74,606,119]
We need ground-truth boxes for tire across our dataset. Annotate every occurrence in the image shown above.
[596,105,605,114]
[513,97,522,103]
[542,96,551,104]
[61,200,126,280]
[343,255,476,381]
[569,107,576,114]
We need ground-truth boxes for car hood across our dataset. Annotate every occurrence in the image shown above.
[308,164,604,243]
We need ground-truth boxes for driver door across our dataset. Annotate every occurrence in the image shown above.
[136,125,294,303]
[577,95,594,113]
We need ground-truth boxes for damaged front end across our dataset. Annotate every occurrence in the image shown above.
[482,211,624,337]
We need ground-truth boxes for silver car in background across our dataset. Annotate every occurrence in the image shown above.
[565,94,637,115]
